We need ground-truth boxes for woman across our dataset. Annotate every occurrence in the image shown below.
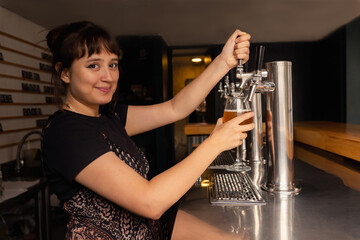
[42,21,253,239]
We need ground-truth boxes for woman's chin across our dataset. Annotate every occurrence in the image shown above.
[98,98,113,105]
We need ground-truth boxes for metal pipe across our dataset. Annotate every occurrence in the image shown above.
[15,130,42,174]
[246,93,263,163]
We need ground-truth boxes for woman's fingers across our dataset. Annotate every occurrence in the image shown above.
[235,53,249,63]
[232,29,248,41]
[235,46,250,55]
[228,112,254,124]
[225,112,255,132]
[224,29,245,50]
[235,37,250,63]
[211,112,255,152]
[239,132,247,140]
[236,40,251,48]
[240,123,255,132]
[220,29,251,69]
[235,32,251,43]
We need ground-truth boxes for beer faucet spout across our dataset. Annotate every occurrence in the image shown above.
[239,74,253,90]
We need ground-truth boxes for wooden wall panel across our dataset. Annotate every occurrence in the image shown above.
[0,7,56,164]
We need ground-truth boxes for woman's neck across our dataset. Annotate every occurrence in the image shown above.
[63,98,100,117]
[64,103,101,117]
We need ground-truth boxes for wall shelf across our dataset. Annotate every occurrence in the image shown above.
[0,45,51,63]
[0,60,51,74]
[0,126,42,135]
[0,30,49,52]
[0,115,51,120]
[0,88,54,95]
[0,73,52,85]
[0,102,56,106]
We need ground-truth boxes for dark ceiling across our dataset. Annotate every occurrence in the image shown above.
[1,0,360,46]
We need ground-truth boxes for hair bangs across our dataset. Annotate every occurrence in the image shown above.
[74,30,120,59]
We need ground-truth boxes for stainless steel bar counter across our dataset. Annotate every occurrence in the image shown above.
[171,143,360,240]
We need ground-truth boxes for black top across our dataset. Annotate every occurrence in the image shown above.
[42,104,144,201]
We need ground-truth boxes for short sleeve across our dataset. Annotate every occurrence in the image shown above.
[42,114,109,182]
[114,104,128,126]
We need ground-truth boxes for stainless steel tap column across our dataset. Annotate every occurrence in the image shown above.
[264,61,300,194]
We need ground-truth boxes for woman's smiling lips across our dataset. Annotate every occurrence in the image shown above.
[96,87,111,93]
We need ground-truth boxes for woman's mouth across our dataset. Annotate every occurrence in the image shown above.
[96,87,111,94]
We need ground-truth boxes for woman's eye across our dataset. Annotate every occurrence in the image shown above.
[87,64,99,69]
[109,63,118,69]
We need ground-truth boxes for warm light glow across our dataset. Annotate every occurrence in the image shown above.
[192,57,202,63]
[201,180,210,187]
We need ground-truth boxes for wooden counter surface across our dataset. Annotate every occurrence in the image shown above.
[294,143,360,191]
[184,123,216,136]
[294,121,360,162]
[184,121,360,162]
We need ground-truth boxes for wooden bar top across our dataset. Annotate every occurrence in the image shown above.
[294,121,360,162]
[294,143,360,191]
[184,123,216,136]
[184,121,360,161]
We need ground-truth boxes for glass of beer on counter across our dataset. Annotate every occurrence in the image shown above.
[223,96,252,172]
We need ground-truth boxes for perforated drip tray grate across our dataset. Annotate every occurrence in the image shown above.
[209,172,266,205]
[208,151,235,169]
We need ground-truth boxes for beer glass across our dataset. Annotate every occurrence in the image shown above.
[223,96,252,172]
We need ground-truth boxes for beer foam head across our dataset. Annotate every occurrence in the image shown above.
[224,109,250,113]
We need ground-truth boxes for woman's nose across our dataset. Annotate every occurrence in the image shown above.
[100,67,115,81]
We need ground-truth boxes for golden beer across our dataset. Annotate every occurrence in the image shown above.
[223,109,253,125]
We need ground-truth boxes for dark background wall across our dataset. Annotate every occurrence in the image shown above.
[116,36,174,178]
[114,17,360,175]
[210,20,355,124]
[346,17,360,124]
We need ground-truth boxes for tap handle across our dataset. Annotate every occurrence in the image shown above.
[236,34,244,67]
[236,59,244,79]
[254,45,265,73]
[218,81,223,91]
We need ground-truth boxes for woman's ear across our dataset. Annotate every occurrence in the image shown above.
[55,62,70,83]
[60,68,71,84]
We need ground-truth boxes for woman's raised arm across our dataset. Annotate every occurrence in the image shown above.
[125,30,250,136]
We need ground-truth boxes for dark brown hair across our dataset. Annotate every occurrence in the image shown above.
[46,21,121,110]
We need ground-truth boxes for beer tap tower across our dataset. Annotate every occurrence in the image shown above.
[218,46,300,194]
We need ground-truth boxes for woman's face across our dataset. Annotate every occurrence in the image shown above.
[62,49,119,109]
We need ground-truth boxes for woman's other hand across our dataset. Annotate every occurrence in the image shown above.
[208,112,255,153]
[219,29,251,71]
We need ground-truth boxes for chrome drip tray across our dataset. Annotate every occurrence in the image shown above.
[209,172,266,205]
[208,151,235,169]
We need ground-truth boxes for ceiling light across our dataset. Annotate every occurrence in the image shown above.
[192,57,202,63]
